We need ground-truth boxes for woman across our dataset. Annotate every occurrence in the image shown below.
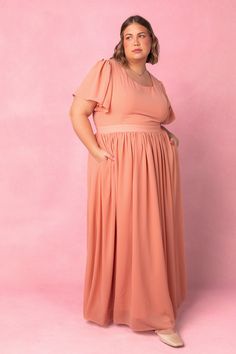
[69,15,187,348]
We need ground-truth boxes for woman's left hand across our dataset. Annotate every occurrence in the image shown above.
[169,133,179,147]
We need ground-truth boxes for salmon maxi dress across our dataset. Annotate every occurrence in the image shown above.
[72,57,187,332]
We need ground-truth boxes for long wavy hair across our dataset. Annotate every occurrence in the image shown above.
[110,15,160,67]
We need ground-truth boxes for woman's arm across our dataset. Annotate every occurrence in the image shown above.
[161,124,179,147]
[69,97,115,162]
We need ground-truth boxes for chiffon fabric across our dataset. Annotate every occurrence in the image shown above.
[72,57,187,332]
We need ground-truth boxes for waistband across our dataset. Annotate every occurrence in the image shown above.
[96,124,162,133]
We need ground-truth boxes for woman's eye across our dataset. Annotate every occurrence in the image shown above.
[125,34,145,40]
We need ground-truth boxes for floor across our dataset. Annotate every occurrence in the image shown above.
[0,286,235,354]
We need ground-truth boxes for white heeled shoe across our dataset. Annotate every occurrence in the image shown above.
[155,328,185,347]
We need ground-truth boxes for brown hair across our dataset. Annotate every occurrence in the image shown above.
[110,15,160,67]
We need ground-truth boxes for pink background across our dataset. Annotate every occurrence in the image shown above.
[0,1,236,353]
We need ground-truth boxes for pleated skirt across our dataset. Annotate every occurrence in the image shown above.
[83,123,187,332]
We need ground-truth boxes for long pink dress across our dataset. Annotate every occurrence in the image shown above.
[72,57,187,332]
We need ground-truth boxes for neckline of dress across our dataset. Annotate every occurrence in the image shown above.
[113,59,154,88]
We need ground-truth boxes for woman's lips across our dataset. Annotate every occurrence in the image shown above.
[132,49,142,52]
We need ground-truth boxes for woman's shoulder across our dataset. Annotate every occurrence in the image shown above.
[105,57,122,69]
[92,57,122,77]
[84,57,113,80]
[150,73,170,94]
[94,57,116,65]
[89,57,117,74]
[148,70,162,86]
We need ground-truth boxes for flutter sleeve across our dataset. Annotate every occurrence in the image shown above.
[159,81,176,124]
[72,58,112,113]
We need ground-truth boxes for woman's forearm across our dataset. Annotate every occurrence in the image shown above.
[70,113,100,156]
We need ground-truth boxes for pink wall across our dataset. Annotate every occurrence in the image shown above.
[0,0,235,295]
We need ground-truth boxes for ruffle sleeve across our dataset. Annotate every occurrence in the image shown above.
[159,81,176,124]
[72,58,112,113]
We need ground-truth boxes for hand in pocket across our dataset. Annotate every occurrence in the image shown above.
[92,148,115,163]
[169,133,179,147]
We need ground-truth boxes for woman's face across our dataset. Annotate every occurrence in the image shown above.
[122,23,152,62]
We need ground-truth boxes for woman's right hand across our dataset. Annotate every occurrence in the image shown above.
[92,147,115,163]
